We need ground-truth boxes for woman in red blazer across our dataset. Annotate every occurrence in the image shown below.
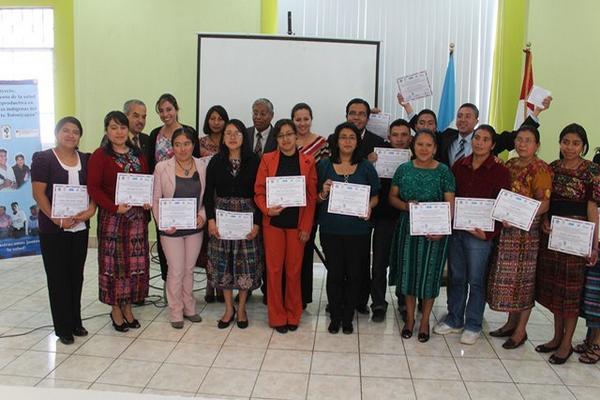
[254,119,317,333]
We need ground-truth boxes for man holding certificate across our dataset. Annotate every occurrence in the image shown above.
[152,128,208,329]
[432,125,510,345]
[254,119,317,334]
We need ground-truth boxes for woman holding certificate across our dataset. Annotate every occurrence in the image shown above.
[534,124,600,364]
[88,111,150,332]
[152,128,208,329]
[204,119,263,329]
[486,126,552,349]
[31,117,97,345]
[317,122,380,334]
[254,119,317,333]
[388,129,455,342]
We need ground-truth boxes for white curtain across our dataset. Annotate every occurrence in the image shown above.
[278,0,498,125]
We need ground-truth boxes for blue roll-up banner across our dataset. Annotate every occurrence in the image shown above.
[0,80,42,259]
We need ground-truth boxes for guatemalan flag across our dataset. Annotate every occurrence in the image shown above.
[437,52,456,131]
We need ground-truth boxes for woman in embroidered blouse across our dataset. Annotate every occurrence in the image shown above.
[88,111,151,332]
[31,117,97,345]
[535,123,600,364]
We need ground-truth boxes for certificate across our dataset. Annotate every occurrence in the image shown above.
[374,147,411,179]
[115,173,154,206]
[527,85,551,109]
[453,197,495,232]
[158,198,197,230]
[51,184,89,218]
[396,71,433,102]
[266,175,306,208]
[491,189,541,231]
[366,113,391,139]
[327,182,370,218]
[409,202,452,236]
[216,209,253,240]
[548,216,595,257]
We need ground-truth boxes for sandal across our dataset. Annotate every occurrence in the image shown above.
[574,339,589,354]
[579,344,600,364]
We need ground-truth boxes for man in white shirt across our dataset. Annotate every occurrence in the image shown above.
[10,202,27,237]
[0,149,16,190]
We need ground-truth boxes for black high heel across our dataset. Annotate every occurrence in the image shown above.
[110,312,129,332]
[218,308,236,329]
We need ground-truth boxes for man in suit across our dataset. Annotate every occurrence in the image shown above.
[245,98,277,156]
[100,99,149,153]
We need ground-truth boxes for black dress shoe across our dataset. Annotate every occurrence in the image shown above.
[549,348,573,365]
[217,308,236,329]
[402,324,414,339]
[287,324,298,331]
[371,309,386,323]
[356,305,369,315]
[342,322,354,334]
[237,318,249,329]
[275,325,288,334]
[502,334,528,349]
[489,327,516,338]
[59,335,74,345]
[418,331,430,343]
[110,313,129,332]
[125,318,141,329]
[328,320,341,334]
[535,343,560,353]
[72,327,88,337]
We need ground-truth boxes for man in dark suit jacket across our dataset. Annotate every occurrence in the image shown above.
[245,98,277,156]
[100,99,150,153]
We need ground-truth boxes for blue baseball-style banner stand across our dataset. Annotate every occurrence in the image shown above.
[0,80,42,259]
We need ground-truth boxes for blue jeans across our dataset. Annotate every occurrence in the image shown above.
[445,231,493,332]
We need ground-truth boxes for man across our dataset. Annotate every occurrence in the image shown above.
[12,154,31,188]
[245,98,277,156]
[0,149,16,190]
[100,99,149,153]
[28,205,39,236]
[0,206,11,239]
[10,202,27,238]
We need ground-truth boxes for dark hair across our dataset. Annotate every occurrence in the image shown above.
[155,93,179,114]
[15,154,24,161]
[594,148,600,164]
[203,105,229,136]
[10,202,18,208]
[389,118,411,132]
[458,103,480,119]
[345,98,371,118]
[0,148,6,155]
[171,127,196,146]
[410,129,437,157]
[516,124,540,144]
[291,102,313,119]
[273,119,297,139]
[102,111,141,157]
[54,116,83,137]
[329,122,363,165]
[219,119,253,161]
[474,124,498,144]
[30,205,37,210]
[559,123,589,156]
[416,109,437,126]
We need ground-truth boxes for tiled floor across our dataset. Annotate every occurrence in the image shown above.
[0,249,600,399]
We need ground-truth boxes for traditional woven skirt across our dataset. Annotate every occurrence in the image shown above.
[536,217,587,318]
[389,213,449,299]
[97,207,149,305]
[207,197,264,290]
[487,217,540,312]
[582,254,600,328]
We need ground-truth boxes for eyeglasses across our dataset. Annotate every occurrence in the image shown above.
[348,111,367,117]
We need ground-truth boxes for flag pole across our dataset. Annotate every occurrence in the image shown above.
[449,42,455,55]
[523,42,532,122]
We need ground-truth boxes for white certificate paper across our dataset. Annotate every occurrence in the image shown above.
[548,216,595,257]
[216,209,253,240]
[491,189,541,231]
[366,113,391,139]
[158,198,197,230]
[327,182,370,218]
[453,197,495,232]
[409,202,452,236]
[527,85,551,109]
[396,71,433,102]
[51,184,89,218]
[266,175,306,208]
[115,173,154,206]
[374,147,411,179]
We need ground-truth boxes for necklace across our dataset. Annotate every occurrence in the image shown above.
[176,159,194,176]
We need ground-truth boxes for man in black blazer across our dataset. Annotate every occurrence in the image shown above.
[100,99,150,154]
[245,98,277,156]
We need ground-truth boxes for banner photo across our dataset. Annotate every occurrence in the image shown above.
[0,80,42,259]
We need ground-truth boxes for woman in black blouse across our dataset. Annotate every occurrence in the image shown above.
[204,119,264,329]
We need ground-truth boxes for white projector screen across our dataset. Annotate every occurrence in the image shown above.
[196,34,380,137]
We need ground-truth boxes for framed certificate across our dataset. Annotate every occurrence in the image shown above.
[51,184,89,218]
[491,189,541,232]
[453,197,495,232]
[374,147,411,179]
[216,209,253,240]
[115,173,154,206]
[266,175,306,208]
[409,202,452,236]
[548,216,595,257]
[158,198,197,230]
[327,181,370,218]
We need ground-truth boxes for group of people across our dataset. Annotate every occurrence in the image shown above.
[31,92,600,367]
[0,148,31,190]
[0,202,36,239]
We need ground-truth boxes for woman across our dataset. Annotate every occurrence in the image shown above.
[153,128,209,329]
[254,119,317,333]
[487,125,552,349]
[433,125,511,345]
[204,119,263,329]
[388,129,455,343]
[88,111,151,332]
[291,102,329,309]
[147,93,200,282]
[31,117,97,345]
[535,124,599,363]
[199,105,229,303]
[317,122,380,335]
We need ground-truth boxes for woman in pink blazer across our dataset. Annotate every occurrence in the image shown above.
[153,128,208,329]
